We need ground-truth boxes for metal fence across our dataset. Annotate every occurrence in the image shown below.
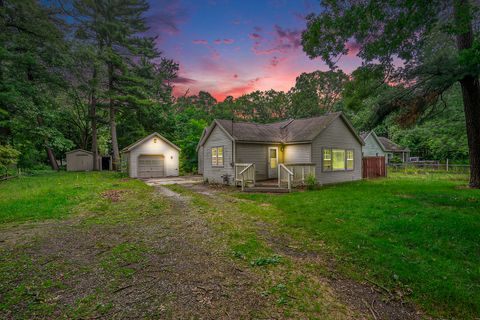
[388,162,470,174]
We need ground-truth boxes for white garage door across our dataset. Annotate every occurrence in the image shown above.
[138,155,165,178]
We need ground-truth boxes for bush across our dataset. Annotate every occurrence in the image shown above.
[306,174,317,190]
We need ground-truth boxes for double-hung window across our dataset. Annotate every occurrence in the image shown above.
[211,146,224,167]
[322,148,354,172]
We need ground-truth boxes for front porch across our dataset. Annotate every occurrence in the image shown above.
[234,162,316,192]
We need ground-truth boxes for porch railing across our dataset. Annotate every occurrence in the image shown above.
[278,163,293,192]
[280,163,316,188]
[235,163,255,191]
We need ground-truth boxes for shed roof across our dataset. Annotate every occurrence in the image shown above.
[66,149,93,155]
[121,132,180,153]
[199,112,364,146]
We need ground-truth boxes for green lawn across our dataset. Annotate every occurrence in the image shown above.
[238,173,480,319]
[0,171,145,224]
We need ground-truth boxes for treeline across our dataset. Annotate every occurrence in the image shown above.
[0,0,468,175]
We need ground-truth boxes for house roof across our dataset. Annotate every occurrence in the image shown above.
[199,112,364,147]
[360,130,387,152]
[377,136,410,152]
[121,132,180,153]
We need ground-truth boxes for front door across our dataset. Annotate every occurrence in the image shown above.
[268,147,278,178]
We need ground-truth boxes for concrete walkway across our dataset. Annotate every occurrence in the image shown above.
[142,175,203,186]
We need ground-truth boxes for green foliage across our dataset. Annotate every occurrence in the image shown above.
[250,255,281,267]
[175,118,208,174]
[305,174,317,190]
[0,145,20,168]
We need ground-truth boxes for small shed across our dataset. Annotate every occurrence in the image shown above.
[121,132,180,178]
[66,149,100,171]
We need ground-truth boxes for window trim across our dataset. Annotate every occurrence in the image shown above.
[322,148,355,172]
[211,146,224,167]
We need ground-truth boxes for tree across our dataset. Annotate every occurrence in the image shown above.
[302,0,480,187]
[289,70,348,118]
[1,0,71,170]
[73,0,159,170]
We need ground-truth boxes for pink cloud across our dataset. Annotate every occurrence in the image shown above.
[193,39,208,44]
[223,38,234,44]
[345,39,361,56]
[249,33,262,40]
[250,25,302,56]
[213,39,222,44]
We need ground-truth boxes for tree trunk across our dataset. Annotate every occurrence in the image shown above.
[459,77,480,188]
[91,67,99,171]
[108,63,120,171]
[110,104,120,171]
[37,115,59,171]
[455,0,480,188]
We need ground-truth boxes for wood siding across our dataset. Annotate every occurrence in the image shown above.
[311,117,362,184]
[127,136,179,178]
[235,143,283,181]
[362,134,385,157]
[202,126,234,184]
[284,144,311,164]
[198,146,204,174]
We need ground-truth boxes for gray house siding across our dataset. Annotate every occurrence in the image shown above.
[235,143,274,181]
[198,146,204,174]
[284,144,311,164]
[362,134,385,157]
[203,126,234,184]
[312,117,362,185]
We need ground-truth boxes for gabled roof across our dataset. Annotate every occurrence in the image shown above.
[198,112,364,147]
[360,130,387,152]
[377,137,410,152]
[66,149,93,155]
[121,132,180,153]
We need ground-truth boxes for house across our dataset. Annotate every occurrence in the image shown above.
[121,132,180,178]
[360,131,410,163]
[196,112,364,188]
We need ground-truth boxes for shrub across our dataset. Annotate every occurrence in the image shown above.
[306,174,317,190]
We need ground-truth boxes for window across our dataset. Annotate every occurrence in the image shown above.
[323,149,332,171]
[322,148,355,172]
[346,150,354,170]
[211,146,224,167]
[332,149,345,171]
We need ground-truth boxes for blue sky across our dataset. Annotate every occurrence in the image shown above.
[147,0,362,100]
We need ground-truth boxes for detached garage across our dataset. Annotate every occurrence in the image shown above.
[121,132,180,178]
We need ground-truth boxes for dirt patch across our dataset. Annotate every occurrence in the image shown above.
[101,189,129,202]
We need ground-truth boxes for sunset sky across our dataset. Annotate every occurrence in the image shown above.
[147,0,363,101]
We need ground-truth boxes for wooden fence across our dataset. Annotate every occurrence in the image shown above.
[362,156,386,179]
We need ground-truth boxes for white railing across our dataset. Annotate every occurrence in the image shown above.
[235,163,255,191]
[284,163,316,186]
[278,163,293,192]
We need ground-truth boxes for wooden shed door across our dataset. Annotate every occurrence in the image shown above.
[138,155,165,178]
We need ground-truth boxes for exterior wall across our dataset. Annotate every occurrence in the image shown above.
[311,117,363,185]
[128,136,179,178]
[66,150,98,171]
[362,134,385,157]
[284,144,311,164]
[197,146,204,174]
[202,126,234,184]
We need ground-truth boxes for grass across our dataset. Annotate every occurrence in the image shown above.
[237,172,480,318]
[0,171,170,319]
[0,171,147,224]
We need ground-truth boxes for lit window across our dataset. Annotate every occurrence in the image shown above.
[346,150,354,170]
[217,147,223,166]
[323,149,332,171]
[332,149,346,171]
[211,147,224,167]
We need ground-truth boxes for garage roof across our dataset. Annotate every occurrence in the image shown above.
[121,132,181,152]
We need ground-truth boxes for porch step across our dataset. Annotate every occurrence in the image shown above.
[243,187,290,193]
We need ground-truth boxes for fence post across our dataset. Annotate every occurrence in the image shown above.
[446,159,449,172]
